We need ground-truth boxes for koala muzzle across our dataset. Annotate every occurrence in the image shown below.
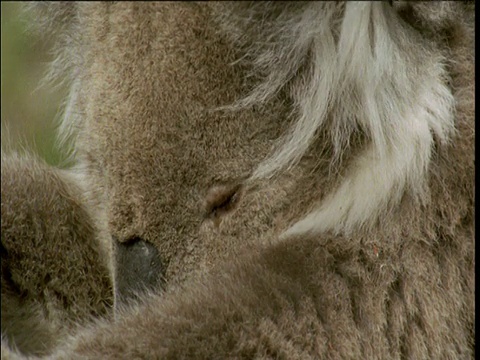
[113,236,166,307]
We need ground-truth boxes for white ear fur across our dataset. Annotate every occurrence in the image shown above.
[235,3,454,236]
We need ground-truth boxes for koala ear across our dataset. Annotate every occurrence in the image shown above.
[22,2,84,156]
[23,2,78,36]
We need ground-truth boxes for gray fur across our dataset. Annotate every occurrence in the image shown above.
[1,154,113,355]
[1,2,474,358]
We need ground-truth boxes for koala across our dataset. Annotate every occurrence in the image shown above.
[1,155,113,355]
[1,1,474,359]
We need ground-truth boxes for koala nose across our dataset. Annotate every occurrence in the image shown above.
[113,236,166,308]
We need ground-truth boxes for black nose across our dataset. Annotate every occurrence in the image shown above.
[113,236,166,308]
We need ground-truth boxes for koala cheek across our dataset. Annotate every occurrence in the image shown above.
[113,236,166,308]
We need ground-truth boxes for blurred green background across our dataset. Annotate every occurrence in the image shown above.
[1,2,68,166]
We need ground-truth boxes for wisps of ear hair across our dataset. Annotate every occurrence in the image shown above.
[216,2,455,236]
[22,2,83,164]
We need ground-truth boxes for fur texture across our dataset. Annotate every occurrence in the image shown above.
[1,1,474,358]
[1,155,113,355]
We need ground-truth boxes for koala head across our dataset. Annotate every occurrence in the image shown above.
[55,3,296,299]
[30,2,474,305]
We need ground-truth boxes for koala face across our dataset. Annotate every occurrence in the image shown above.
[63,1,474,303]
[74,3,293,292]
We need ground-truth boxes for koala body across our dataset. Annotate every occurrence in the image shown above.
[1,2,474,359]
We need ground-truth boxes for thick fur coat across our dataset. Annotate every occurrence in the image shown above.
[1,2,474,359]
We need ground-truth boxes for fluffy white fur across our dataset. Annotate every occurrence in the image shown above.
[57,77,82,159]
[233,2,455,236]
